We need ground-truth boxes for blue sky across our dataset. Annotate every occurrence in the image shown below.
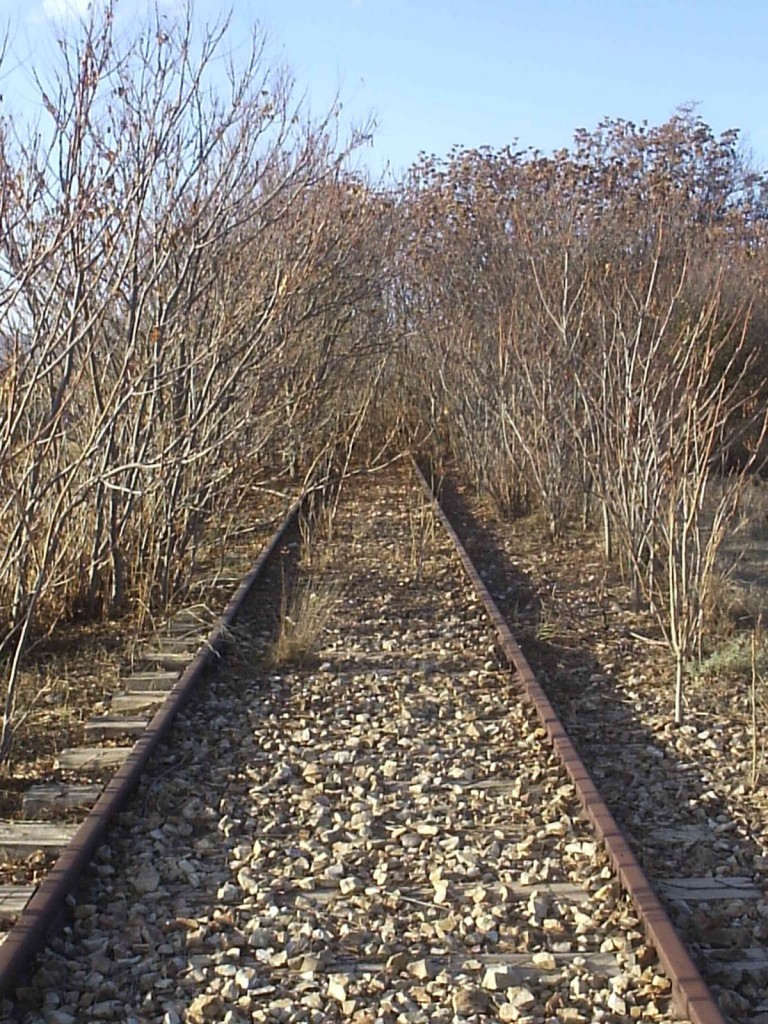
[1,0,766,181]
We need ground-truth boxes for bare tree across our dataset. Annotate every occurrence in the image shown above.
[0,1,390,760]
[394,113,768,723]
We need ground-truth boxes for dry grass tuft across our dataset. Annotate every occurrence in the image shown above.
[392,489,437,580]
[269,575,342,667]
[407,493,437,580]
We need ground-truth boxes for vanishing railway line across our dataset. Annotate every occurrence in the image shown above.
[0,466,741,1023]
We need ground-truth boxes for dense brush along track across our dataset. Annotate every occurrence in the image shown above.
[5,468,721,1023]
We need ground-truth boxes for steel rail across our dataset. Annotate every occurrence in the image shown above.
[414,462,725,1024]
[0,495,303,999]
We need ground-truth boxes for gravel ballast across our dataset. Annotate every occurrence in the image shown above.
[11,470,692,1023]
[436,475,768,1024]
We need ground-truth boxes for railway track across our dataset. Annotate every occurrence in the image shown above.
[0,466,733,1022]
[430,474,768,1024]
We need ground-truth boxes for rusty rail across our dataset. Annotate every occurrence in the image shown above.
[414,462,725,1024]
[0,496,303,999]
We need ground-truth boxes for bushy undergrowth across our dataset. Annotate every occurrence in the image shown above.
[0,3,393,758]
[695,634,768,683]
[3,4,768,756]
[390,115,768,721]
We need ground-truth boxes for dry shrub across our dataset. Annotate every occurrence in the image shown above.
[393,111,768,722]
[0,1,394,761]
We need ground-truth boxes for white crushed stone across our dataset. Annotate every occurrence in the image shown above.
[14,471,692,1024]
